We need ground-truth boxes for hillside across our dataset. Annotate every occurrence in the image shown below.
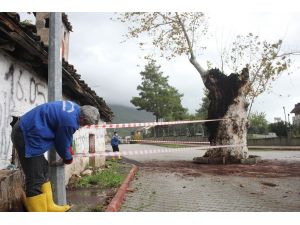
[109,104,155,123]
[107,104,155,137]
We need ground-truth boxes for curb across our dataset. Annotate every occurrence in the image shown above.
[105,164,138,212]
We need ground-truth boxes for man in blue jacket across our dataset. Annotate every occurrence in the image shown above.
[111,131,121,160]
[11,100,100,212]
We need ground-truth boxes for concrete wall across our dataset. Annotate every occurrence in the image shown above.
[247,137,300,146]
[144,135,300,147]
[65,125,106,184]
[73,126,106,153]
[0,51,48,169]
[144,136,208,142]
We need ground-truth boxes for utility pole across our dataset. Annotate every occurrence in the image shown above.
[283,106,287,125]
[48,12,66,205]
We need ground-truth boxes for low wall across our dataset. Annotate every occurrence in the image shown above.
[247,137,300,146]
[144,136,208,142]
[65,155,105,185]
[144,136,300,147]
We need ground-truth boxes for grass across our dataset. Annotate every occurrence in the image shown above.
[77,161,127,189]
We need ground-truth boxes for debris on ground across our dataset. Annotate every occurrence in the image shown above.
[81,169,93,176]
[126,188,137,192]
[138,160,300,178]
[260,182,278,187]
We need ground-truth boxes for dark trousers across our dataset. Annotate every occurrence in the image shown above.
[11,121,49,197]
[112,145,119,152]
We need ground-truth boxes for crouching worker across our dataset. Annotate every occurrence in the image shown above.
[11,101,100,212]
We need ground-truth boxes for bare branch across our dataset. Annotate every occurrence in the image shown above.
[276,51,300,57]
[175,13,207,80]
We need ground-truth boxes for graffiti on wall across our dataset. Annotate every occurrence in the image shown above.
[0,59,47,168]
[73,127,106,153]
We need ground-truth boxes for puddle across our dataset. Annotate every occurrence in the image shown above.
[67,187,116,211]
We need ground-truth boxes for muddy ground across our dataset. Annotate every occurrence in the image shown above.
[136,160,300,178]
[66,162,132,212]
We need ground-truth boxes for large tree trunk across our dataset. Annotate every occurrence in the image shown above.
[203,67,250,160]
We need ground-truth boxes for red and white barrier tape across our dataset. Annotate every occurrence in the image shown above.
[129,140,210,144]
[84,118,225,129]
[74,144,246,158]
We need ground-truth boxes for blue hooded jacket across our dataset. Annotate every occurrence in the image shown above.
[111,134,120,147]
[19,101,80,160]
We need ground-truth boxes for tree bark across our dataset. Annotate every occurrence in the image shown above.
[203,67,250,160]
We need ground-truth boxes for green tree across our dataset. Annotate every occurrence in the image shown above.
[269,121,288,137]
[195,88,210,119]
[221,33,293,115]
[248,112,269,134]
[131,59,187,122]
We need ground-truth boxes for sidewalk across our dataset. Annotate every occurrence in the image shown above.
[121,169,300,212]
[118,144,300,212]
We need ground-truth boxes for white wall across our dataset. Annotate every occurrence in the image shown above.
[65,125,106,184]
[0,51,48,169]
[73,126,106,153]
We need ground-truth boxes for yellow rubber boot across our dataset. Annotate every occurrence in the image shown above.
[41,181,71,212]
[24,193,47,212]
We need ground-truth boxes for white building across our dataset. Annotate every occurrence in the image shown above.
[0,12,113,210]
[291,103,300,126]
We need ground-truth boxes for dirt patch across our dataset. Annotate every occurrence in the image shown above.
[139,160,300,178]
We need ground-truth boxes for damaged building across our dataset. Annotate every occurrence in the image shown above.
[0,12,113,211]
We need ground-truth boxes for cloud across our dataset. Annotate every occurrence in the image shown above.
[21,12,300,121]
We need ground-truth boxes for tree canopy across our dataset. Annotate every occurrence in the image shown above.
[269,121,288,137]
[248,111,269,134]
[221,33,293,114]
[195,88,210,119]
[131,59,187,122]
[117,13,296,114]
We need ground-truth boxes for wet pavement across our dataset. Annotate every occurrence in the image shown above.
[107,144,300,162]
[67,188,114,212]
[107,144,300,212]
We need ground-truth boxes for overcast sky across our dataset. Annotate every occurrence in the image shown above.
[20,12,300,123]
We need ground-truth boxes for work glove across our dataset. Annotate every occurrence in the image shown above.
[69,146,75,156]
[63,146,74,164]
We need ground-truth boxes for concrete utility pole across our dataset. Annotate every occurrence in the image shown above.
[48,12,66,205]
[283,106,287,125]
